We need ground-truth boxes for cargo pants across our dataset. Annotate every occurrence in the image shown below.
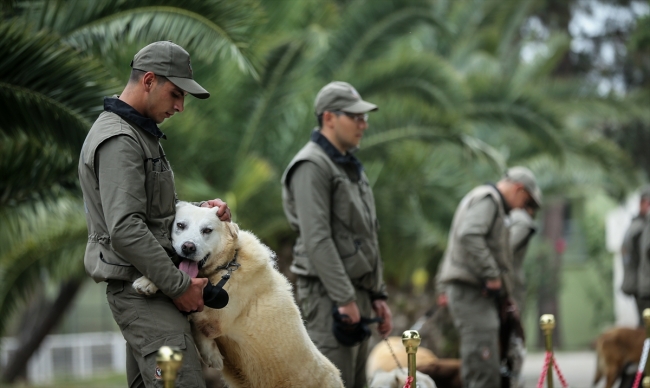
[447,282,501,388]
[296,276,373,388]
[106,280,205,388]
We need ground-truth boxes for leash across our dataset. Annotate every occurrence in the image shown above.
[213,250,240,288]
[385,337,405,372]
[200,250,240,310]
[366,338,407,388]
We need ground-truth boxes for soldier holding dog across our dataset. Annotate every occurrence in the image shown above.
[78,41,230,387]
[436,167,542,388]
[282,81,393,388]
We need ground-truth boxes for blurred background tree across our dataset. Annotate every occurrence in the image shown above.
[0,0,648,383]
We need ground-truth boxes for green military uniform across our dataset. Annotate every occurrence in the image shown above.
[509,209,536,313]
[281,131,387,388]
[507,208,536,388]
[636,215,650,325]
[79,97,205,388]
[437,185,513,388]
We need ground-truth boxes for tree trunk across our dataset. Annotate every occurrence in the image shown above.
[1,278,83,383]
[536,200,566,349]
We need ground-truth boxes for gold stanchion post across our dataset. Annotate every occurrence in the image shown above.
[402,330,421,387]
[156,346,183,388]
[540,314,555,388]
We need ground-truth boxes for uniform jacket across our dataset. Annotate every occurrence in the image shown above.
[281,130,387,306]
[436,185,514,296]
[78,98,189,299]
[622,215,645,296]
[508,208,536,306]
[636,215,650,298]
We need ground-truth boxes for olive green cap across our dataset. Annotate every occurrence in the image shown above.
[131,41,209,99]
[314,81,377,115]
[504,166,543,207]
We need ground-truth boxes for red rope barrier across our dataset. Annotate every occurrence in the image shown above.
[536,351,569,388]
[632,339,650,388]
[402,376,413,388]
[536,351,552,388]
[632,371,643,388]
[552,357,569,388]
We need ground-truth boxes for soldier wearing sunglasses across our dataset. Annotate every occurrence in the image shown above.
[281,81,393,388]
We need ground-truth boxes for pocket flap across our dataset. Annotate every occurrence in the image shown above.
[141,333,187,357]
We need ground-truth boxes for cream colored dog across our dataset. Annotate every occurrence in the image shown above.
[367,337,461,388]
[368,369,436,388]
[134,202,343,388]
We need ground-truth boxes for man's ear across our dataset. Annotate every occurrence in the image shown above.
[142,71,155,90]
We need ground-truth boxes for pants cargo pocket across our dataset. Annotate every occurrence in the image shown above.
[106,281,139,331]
[461,337,500,388]
[297,278,322,323]
[141,333,204,388]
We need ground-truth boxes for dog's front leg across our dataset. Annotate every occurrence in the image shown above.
[132,276,159,295]
[191,320,224,370]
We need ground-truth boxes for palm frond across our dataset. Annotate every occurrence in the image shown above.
[22,0,262,78]
[235,40,306,161]
[324,0,452,77]
[0,19,118,150]
[0,198,87,337]
[0,134,77,208]
[465,100,565,157]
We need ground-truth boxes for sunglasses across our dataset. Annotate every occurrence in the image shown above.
[331,110,369,123]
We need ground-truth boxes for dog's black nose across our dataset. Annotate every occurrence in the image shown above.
[182,242,196,254]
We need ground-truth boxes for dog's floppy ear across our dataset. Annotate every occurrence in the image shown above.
[224,221,239,239]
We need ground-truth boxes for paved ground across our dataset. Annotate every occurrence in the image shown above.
[521,351,598,388]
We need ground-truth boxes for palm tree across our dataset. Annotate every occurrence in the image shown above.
[0,0,644,381]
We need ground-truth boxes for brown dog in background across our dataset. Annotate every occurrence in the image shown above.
[593,327,645,388]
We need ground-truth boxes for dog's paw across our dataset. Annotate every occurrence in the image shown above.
[204,350,224,370]
[132,276,158,295]
[196,337,224,370]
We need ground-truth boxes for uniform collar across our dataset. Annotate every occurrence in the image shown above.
[311,128,363,176]
[488,183,512,214]
[104,97,166,139]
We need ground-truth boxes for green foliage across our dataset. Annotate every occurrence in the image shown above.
[0,198,87,338]
[0,0,646,342]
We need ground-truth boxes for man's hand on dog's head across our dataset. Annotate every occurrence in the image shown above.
[174,277,208,312]
[201,198,231,222]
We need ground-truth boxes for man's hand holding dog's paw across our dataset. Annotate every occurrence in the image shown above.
[200,198,231,222]
[174,277,208,312]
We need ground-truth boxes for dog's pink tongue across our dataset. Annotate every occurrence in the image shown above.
[179,260,199,278]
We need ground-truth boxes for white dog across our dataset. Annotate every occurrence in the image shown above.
[134,202,343,388]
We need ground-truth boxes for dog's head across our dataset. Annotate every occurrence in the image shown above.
[172,202,239,273]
